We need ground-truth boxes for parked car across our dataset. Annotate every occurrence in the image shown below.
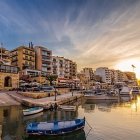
[32,86,41,91]
[41,86,55,92]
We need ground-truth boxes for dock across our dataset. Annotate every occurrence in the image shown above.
[8,92,84,107]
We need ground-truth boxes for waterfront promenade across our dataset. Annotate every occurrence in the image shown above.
[0,92,20,106]
[0,91,83,107]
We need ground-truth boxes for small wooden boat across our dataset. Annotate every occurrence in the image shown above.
[23,112,44,121]
[26,118,85,136]
[58,105,76,111]
[23,107,43,116]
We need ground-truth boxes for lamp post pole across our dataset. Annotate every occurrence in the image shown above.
[54,83,57,101]
[72,83,74,96]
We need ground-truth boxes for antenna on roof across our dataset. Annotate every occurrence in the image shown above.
[31,42,33,48]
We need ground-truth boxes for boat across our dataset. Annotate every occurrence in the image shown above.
[24,129,86,140]
[26,118,85,136]
[130,86,140,94]
[84,93,118,100]
[58,105,76,111]
[120,86,133,100]
[23,112,44,121]
[23,107,43,116]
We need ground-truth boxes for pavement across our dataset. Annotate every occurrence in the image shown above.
[0,90,83,107]
[7,91,83,107]
[0,91,20,106]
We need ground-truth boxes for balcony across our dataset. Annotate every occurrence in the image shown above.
[11,52,18,57]
[0,65,19,74]
[42,58,51,62]
[23,51,35,56]
[11,58,18,62]
[23,57,35,62]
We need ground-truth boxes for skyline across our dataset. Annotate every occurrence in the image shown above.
[0,0,140,77]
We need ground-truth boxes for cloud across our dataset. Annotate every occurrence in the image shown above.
[0,0,140,71]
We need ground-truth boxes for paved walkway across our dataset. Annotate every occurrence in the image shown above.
[7,91,83,107]
[0,92,20,106]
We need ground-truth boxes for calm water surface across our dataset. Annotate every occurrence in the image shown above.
[1,96,140,140]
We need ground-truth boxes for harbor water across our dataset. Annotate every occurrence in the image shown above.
[1,96,140,140]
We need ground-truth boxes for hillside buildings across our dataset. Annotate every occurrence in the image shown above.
[0,42,137,90]
[0,43,77,87]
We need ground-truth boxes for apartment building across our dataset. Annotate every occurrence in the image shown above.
[81,68,94,80]
[64,59,70,79]
[95,67,111,84]
[0,47,11,65]
[52,56,65,78]
[124,72,137,82]
[114,70,128,83]
[69,60,77,79]
[10,45,35,71]
[35,46,52,76]
[52,56,77,79]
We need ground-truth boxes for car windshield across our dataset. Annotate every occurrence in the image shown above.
[42,87,54,90]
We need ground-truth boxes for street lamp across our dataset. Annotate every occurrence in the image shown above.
[54,81,57,101]
[71,83,74,96]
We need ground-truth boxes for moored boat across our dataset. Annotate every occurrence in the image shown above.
[23,107,43,116]
[130,86,140,94]
[24,129,86,140]
[26,118,85,136]
[58,105,76,111]
[120,86,133,100]
[85,94,118,100]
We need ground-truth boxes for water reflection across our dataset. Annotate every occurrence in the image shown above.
[0,106,79,140]
[23,130,86,140]
[1,95,140,140]
[82,99,118,113]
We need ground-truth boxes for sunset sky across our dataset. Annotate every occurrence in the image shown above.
[0,0,140,77]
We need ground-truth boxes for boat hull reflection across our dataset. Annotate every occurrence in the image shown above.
[24,129,86,140]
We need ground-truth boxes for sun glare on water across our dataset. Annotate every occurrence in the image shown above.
[115,59,140,79]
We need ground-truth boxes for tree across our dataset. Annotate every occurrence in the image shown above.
[46,75,58,86]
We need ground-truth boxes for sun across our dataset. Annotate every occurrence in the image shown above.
[115,59,140,79]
